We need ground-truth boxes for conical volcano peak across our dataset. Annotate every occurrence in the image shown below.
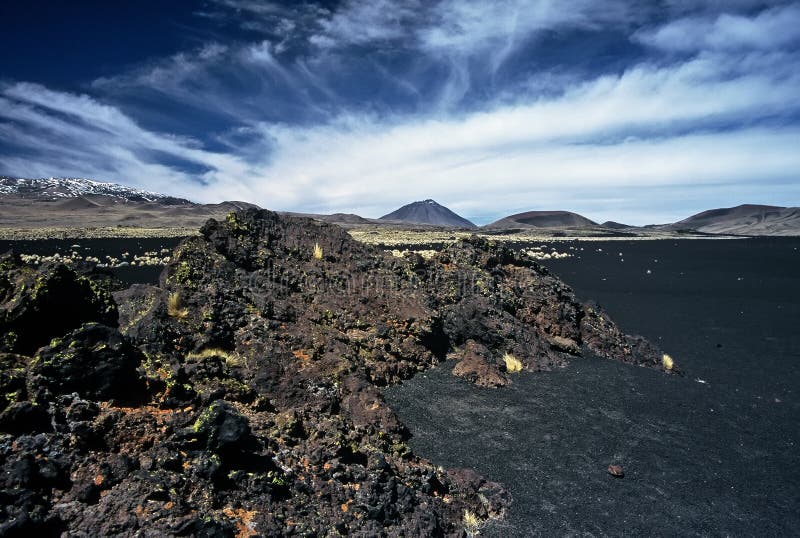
[380,199,476,228]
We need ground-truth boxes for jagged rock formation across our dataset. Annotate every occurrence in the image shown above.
[0,209,669,536]
[380,200,477,228]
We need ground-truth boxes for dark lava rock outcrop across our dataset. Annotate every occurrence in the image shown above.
[1,209,669,536]
[0,256,118,355]
[450,340,508,388]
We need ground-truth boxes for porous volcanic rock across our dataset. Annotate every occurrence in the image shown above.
[0,209,670,536]
[27,323,146,404]
[0,253,118,355]
[451,340,508,387]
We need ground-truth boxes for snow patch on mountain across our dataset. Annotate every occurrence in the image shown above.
[0,177,188,203]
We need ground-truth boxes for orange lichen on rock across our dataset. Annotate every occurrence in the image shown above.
[223,507,258,538]
[292,349,311,361]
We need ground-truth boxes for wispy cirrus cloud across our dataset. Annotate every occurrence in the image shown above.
[1,1,799,224]
[310,0,421,48]
[0,82,259,202]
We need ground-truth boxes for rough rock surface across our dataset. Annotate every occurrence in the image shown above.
[0,255,118,355]
[0,209,669,536]
[451,340,508,388]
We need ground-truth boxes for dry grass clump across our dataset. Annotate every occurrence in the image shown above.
[463,510,482,537]
[313,242,324,260]
[167,292,189,319]
[503,352,523,373]
[662,353,674,371]
[186,348,240,367]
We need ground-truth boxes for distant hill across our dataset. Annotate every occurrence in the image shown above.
[601,221,632,229]
[282,212,374,226]
[486,210,597,229]
[5,177,797,238]
[380,199,476,228]
[669,204,800,236]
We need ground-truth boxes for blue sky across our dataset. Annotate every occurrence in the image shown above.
[1,0,799,224]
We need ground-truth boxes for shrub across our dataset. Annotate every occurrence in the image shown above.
[463,510,482,537]
[167,292,189,319]
[503,352,523,373]
[313,242,323,260]
[662,353,674,370]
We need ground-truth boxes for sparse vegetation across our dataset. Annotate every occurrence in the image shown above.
[463,510,483,537]
[662,353,674,370]
[347,226,708,247]
[167,292,189,319]
[503,352,523,373]
[313,242,324,260]
[390,248,438,259]
[0,226,198,240]
[186,348,240,367]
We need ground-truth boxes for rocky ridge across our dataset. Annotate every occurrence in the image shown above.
[0,209,670,536]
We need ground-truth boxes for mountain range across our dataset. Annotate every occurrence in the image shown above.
[0,177,191,205]
[0,177,798,237]
[0,177,258,234]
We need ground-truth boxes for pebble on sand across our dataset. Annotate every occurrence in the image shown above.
[607,464,625,478]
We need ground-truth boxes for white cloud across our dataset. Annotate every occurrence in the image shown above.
[420,0,631,53]
[252,118,800,222]
[92,40,340,124]
[2,3,800,225]
[242,36,800,220]
[634,3,800,52]
[208,0,287,17]
[0,83,258,203]
[4,35,800,224]
[3,34,799,224]
[310,0,420,48]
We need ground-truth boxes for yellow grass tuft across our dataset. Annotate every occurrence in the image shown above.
[662,353,674,370]
[167,292,189,319]
[503,352,523,373]
[463,510,482,537]
[313,242,324,260]
[186,348,239,367]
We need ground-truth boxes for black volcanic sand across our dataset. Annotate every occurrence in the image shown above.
[0,237,184,285]
[384,237,800,536]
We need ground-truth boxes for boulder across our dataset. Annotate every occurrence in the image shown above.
[0,256,118,355]
[451,340,508,387]
[192,400,251,452]
[27,323,146,403]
